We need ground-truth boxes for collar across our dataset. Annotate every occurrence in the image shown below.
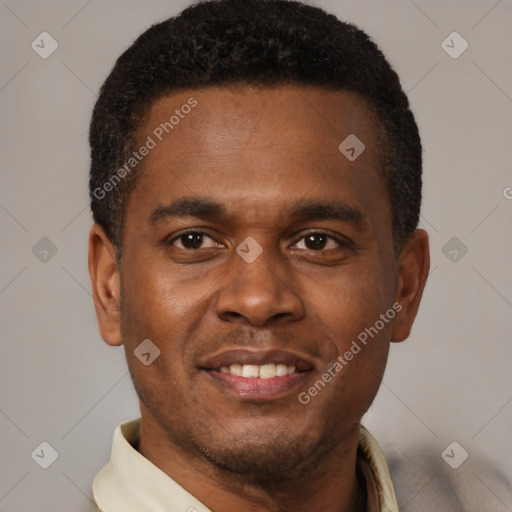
[92,418,398,512]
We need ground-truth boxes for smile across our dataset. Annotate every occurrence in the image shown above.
[219,363,297,378]
[200,349,314,399]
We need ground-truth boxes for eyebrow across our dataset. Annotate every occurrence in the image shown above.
[290,199,363,224]
[149,197,363,226]
[149,198,226,225]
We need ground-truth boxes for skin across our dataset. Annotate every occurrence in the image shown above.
[89,85,430,512]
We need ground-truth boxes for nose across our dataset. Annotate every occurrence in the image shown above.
[215,244,304,327]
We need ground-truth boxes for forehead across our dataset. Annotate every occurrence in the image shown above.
[139,85,379,158]
[127,85,389,229]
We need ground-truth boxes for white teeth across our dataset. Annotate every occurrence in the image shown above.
[230,363,243,376]
[242,364,259,378]
[276,364,288,376]
[259,364,277,379]
[220,363,298,378]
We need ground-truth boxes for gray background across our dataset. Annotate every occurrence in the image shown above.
[1,0,511,510]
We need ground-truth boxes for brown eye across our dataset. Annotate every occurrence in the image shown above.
[180,233,203,249]
[304,234,327,250]
[170,232,218,250]
[294,233,342,251]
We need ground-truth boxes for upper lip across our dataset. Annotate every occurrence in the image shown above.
[200,349,315,372]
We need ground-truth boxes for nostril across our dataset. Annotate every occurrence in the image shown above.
[219,311,245,323]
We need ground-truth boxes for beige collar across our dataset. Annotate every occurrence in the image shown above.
[92,419,399,512]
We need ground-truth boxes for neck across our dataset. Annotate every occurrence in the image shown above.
[137,412,366,512]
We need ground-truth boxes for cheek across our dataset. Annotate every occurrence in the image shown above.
[320,275,392,409]
[308,264,394,344]
[119,271,193,412]
[303,263,395,409]
[120,256,194,334]
[119,258,211,382]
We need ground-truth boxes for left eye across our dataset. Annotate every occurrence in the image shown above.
[293,233,342,251]
[170,232,219,250]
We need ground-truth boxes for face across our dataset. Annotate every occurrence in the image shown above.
[90,85,429,477]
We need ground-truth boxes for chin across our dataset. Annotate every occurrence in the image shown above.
[192,429,322,480]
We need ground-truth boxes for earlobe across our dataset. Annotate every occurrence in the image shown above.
[391,229,430,343]
[88,224,123,346]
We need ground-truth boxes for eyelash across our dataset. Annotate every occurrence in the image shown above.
[167,229,350,251]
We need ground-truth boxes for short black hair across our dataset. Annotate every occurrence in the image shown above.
[89,0,422,260]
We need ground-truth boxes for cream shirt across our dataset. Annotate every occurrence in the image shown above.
[92,418,399,512]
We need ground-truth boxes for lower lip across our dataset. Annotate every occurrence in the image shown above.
[203,369,312,400]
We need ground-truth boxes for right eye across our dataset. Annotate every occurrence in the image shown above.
[168,231,221,250]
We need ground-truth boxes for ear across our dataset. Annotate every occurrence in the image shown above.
[88,224,122,346]
[391,229,430,343]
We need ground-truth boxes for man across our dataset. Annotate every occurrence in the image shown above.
[88,0,429,510]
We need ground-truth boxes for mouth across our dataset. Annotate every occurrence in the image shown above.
[219,362,299,378]
[199,349,315,400]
